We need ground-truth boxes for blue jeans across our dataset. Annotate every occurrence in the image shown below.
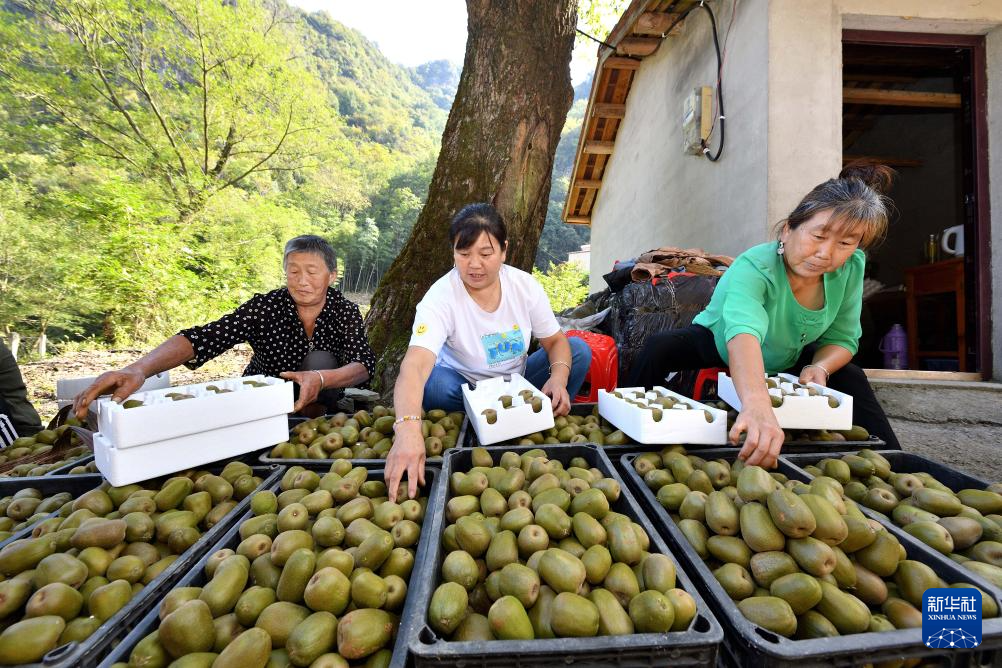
[422,336,593,411]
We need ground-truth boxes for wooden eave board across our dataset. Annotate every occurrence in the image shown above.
[561,0,701,225]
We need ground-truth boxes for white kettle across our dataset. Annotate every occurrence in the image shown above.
[941,225,965,256]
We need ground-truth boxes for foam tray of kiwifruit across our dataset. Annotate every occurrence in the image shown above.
[406,444,724,667]
[463,374,555,446]
[0,461,283,667]
[261,407,467,465]
[597,387,728,446]
[717,372,853,432]
[100,463,439,668]
[619,447,1002,667]
[94,375,293,449]
[784,450,1002,598]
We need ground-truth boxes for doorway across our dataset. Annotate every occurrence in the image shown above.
[842,31,990,378]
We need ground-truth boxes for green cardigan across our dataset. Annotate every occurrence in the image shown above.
[692,241,864,373]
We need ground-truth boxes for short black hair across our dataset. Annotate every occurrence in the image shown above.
[449,203,508,251]
[284,235,337,272]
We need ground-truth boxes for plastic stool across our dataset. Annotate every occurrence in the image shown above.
[566,330,618,403]
[693,367,729,401]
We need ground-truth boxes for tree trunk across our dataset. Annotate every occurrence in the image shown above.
[365,0,577,393]
[35,332,47,357]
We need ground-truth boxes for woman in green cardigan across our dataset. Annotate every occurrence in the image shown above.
[628,164,899,467]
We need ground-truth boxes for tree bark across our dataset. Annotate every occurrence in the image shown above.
[365,0,577,393]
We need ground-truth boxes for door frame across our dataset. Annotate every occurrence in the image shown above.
[842,29,992,379]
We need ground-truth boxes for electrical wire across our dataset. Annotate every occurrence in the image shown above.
[698,2,725,162]
[575,27,617,51]
[655,1,727,162]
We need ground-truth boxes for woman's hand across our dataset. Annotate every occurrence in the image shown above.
[798,365,828,387]
[541,377,571,416]
[73,368,147,420]
[280,370,324,412]
[730,401,785,468]
[385,423,426,502]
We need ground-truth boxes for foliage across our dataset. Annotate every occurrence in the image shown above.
[0,0,446,349]
[533,262,590,312]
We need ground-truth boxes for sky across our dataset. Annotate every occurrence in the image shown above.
[287,0,599,84]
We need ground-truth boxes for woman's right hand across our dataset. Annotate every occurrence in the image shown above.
[73,368,147,421]
[730,401,785,468]
[385,423,426,502]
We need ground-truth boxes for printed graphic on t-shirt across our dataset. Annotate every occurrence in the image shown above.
[481,328,525,367]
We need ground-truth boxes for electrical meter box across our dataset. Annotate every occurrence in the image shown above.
[682,86,713,154]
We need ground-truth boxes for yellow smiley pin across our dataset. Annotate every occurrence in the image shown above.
[416,324,428,335]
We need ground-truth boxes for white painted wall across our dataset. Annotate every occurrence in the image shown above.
[588,0,769,292]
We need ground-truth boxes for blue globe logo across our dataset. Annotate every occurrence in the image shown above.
[925,628,980,649]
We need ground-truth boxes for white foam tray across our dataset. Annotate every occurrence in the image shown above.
[597,386,728,445]
[55,372,171,409]
[463,373,554,446]
[92,415,287,486]
[716,371,853,430]
[95,375,293,449]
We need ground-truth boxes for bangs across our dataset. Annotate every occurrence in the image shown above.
[452,222,498,251]
[823,204,887,249]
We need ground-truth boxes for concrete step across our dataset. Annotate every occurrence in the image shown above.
[871,379,1002,426]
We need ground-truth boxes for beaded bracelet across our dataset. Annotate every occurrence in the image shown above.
[393,415,422,429]
[803,363,830,381]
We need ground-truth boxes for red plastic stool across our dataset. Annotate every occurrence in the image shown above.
[692,367,729,401]
[566,330,618,403]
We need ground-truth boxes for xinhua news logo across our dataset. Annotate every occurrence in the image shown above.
[922,588,982,649]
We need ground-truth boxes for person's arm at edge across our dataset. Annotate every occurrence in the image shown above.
[537,331,572,417]
[727,333,785,468]
[384,346,437,502]
[800,344,854,386]
[73,335,195,419]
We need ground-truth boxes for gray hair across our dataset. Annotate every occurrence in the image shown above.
[283,235,337,272]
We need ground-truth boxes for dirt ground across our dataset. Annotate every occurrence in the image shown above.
[20,347,252,424]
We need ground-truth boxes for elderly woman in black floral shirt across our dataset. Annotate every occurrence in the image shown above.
[74,235,375,417]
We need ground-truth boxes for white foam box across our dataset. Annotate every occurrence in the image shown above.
[95,375,294,449]
[716,371,853,431]
[597,386,728,445]
[463,373,554,446]
[92,415,288,486]
[55,372,171,409]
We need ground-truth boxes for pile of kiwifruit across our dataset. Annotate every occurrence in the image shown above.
[0,421,92,477]
[269,408,464,460]
[635,447,998,639]
[701,400,872,443]
[509,407,631,447]
[118,461,427,666]
[427,447,698,641]
[0,461,264,664]
[804,450,1002,589]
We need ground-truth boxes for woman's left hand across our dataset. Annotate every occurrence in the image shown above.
[798,365,828,387]
[541,378,571,416]
[280,370,323,411]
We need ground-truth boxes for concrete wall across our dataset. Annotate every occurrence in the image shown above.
[589,0,1002,373]
[989,25,1002,379]
[587,0,769,292]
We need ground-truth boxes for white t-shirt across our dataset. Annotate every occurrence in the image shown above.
[409,265,561,382]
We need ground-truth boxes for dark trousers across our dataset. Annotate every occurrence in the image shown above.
[627,325,900,449]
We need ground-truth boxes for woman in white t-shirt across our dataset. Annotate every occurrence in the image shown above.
[385,203,592,499]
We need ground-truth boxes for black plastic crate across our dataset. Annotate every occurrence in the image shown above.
[0,474,105,550]
[100,466,441,668]
[460,402,884,455]
[785,450,991,491]
[405,443,723,667]
[8,465,283,668]
[620,449,1002,667]
[259,415,465,468]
